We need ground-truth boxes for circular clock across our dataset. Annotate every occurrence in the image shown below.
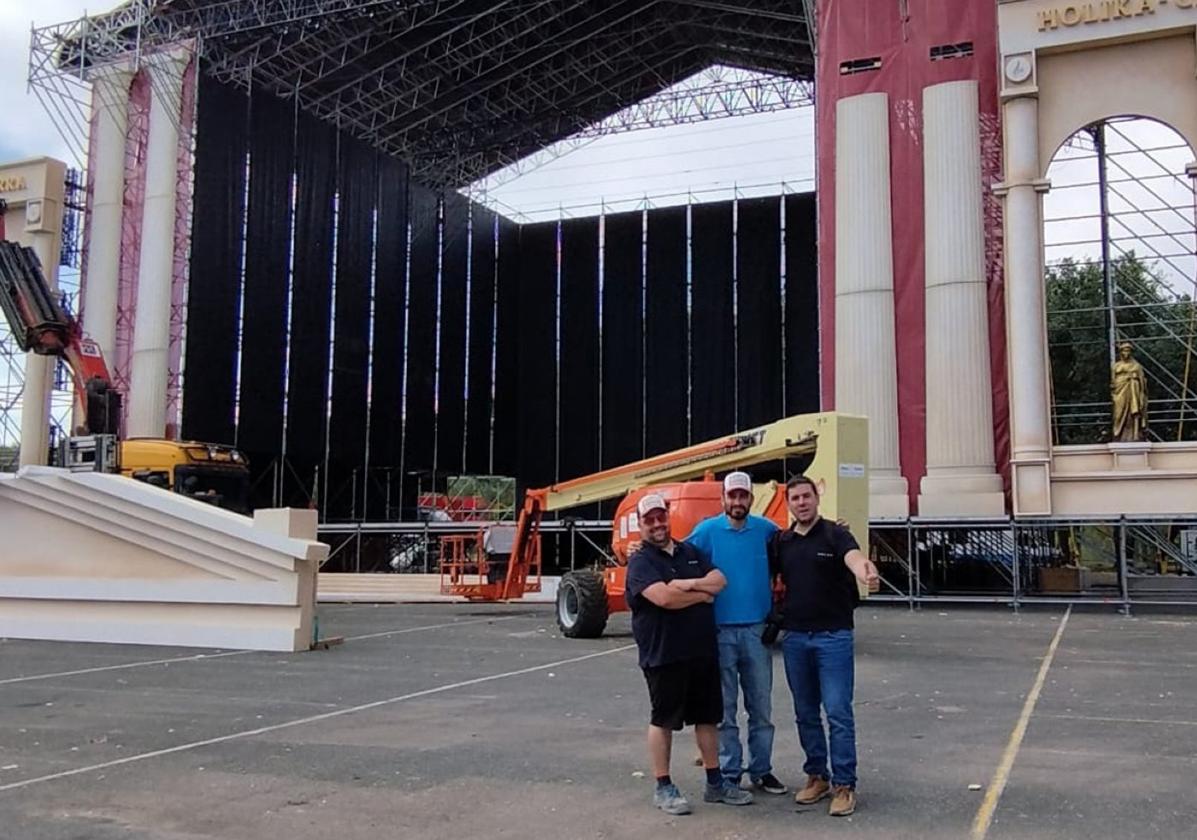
[1005,55,1032,85]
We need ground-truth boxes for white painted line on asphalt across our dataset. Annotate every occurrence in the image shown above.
[342,614,520,642]
[0,643,635,793]
[0,649,253,687]
[970,606,1072,840]
[0,615,523,686]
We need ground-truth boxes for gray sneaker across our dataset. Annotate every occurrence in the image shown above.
[704,780,754,805]
[653,783,693,816]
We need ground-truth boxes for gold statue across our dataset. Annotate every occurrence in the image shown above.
[1111,341,1148,442]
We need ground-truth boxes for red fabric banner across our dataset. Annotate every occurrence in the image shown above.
[816,0,1010,507]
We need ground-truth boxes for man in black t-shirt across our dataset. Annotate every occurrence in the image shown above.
[625,493,754,815]
[769,475,880,818]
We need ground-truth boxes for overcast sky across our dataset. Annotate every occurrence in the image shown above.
[0,2,87,165]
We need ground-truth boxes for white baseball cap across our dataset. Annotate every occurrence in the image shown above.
[637,493,668,517]
[723,471,752,494]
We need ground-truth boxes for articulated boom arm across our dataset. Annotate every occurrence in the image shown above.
[497,412,868,600]
[538,413,829,513]
[0,240,119,434]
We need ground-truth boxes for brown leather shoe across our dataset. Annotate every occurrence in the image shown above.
[794,774,830,805]
[829,784,856,816]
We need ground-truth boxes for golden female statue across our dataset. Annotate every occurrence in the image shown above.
[1111,342,1148,442]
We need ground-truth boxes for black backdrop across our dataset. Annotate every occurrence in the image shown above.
[182,78,820,519]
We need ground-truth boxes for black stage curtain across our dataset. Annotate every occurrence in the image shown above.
[558,217,600,516]
[282,113,337,507]
[491,216,521,479]
[366,153,409,520]
[690,201,736,441]
[784,193,820,415]
[182,75,248,446]
[599,211,643,518]
[237,91,294,509]
[403,184,440,512]
[437,191,469,475]
[602,211,644,466]
[466,205,497,474]
[325,138,377,520]
[516,222,559,492]
[736,196,783,431]
[644,206,687,455]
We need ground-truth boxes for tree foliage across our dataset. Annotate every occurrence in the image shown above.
[1046,253,1197,444]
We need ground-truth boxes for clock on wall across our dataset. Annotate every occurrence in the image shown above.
[1004,54,1033,85]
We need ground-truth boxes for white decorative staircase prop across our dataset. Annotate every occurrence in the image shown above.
[0,467,327,651]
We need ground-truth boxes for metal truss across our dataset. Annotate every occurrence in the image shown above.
[30,0,814,188]
[465,64,813,209]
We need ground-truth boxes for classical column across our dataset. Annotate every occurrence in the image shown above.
[18,228,63,467]
[835,92,909,517]
[11,159,68,466]
[82,66,132,365]
[919,81,1005,516]
[996,93,1052,515]
[127,52,187,439]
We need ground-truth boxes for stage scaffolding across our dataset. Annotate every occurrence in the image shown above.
[28,1,815,187]
[9,1,817,465]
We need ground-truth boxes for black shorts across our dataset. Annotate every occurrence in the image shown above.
[642,657,722,731]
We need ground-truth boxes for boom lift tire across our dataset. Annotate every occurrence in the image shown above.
[556,569,608,638]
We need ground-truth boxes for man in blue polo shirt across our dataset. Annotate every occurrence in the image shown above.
[686,471,786,796]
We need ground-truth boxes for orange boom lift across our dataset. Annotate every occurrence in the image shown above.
[440,412,869,638]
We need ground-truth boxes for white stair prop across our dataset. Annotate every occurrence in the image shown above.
[0,466,327,651]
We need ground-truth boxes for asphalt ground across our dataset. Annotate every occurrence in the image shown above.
[0,603,1193,839]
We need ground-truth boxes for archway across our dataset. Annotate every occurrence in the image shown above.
[1043,117,1197,445]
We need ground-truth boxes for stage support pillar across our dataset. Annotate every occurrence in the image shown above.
[834,92,909,517]
[128,51,187,440]
[996,92,1053,515]
[81,65,133,368]
[919,81,1006,517]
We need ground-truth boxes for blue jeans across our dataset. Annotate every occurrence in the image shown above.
[716,623,775,782]
[781,629,857,788]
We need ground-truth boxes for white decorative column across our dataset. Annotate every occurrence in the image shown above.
[18,230,63,467]
[82,66,132,365]
[996,92,1053,515]
[919,81,1006,517]
[3,159,68,467]
[835,92,909,517]
[128,53,187,439]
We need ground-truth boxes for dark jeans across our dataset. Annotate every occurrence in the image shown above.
[781,628,857,788]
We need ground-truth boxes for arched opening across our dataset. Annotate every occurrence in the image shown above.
[1043,116,1197,445]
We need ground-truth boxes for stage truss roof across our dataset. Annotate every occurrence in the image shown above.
[32,0,816,187]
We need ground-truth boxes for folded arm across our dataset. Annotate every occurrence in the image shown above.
[640,581,716,609]
[668,569,726,596]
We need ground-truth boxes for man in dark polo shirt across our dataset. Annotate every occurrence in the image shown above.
[625,492,754,815]
[770,474,879,818]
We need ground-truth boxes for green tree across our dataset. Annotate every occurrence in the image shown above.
[1046,253,1197,444]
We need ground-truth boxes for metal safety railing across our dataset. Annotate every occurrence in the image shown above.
[315,515,1197,611]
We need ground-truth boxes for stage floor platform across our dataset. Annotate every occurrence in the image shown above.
[1,603,1193,839]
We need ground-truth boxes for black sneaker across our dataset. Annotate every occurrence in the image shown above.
[751,773,788,795]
